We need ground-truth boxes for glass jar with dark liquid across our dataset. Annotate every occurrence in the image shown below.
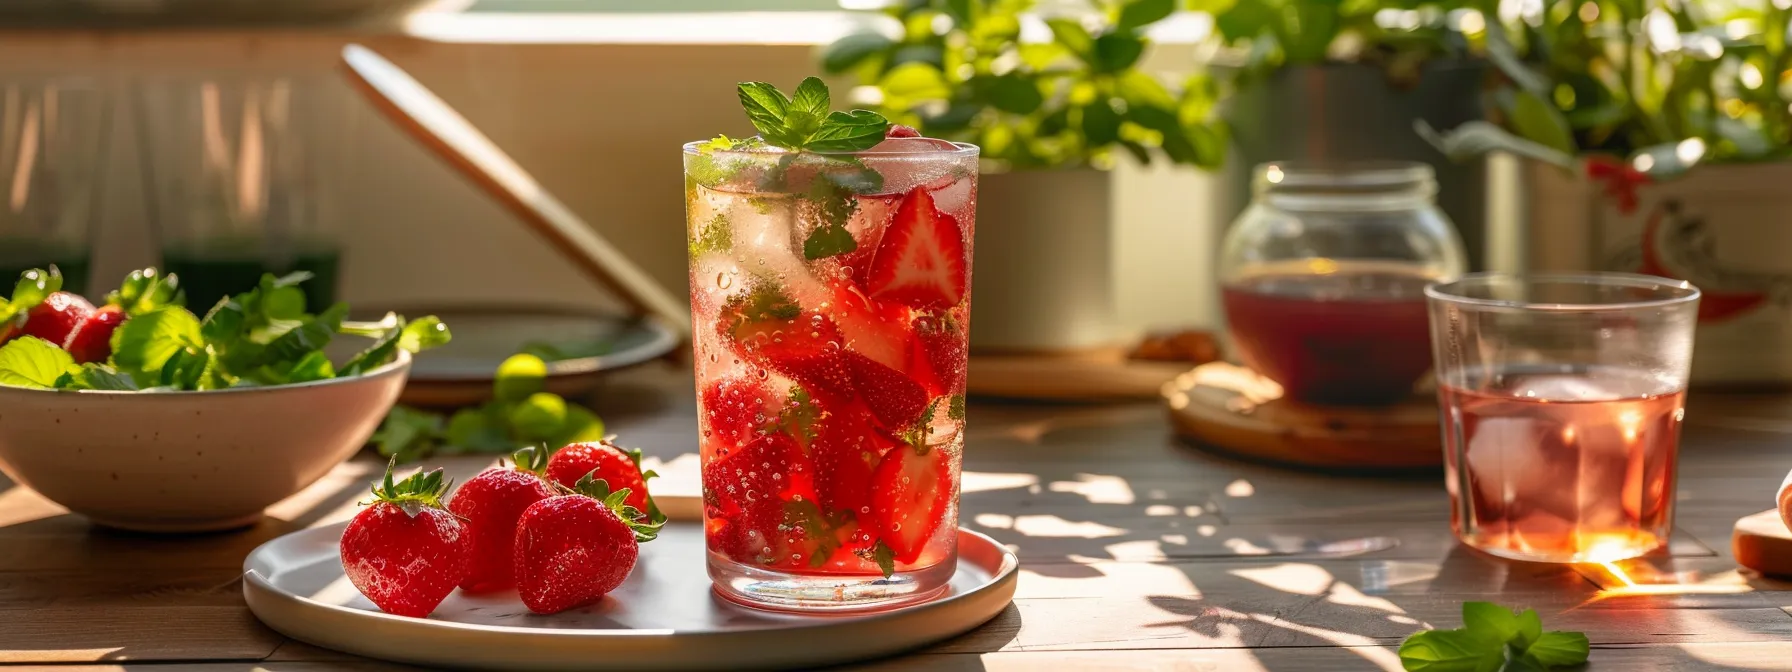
[1218,162,1466,405]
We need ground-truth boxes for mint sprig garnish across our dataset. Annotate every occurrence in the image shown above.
[738,77,890,153]
[1399,602,1589,671]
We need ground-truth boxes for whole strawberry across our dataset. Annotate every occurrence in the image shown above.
[546,440,659,519]
[340,462,471,618]
[446,447,557,593]
[63,304,126,364]
[19,291,93,346]
[515,474,663,614]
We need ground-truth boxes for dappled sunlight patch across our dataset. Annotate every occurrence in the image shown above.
[961,471,1040,493]
[1145,504,1178,516]
[1047,474,1135,505]
[1197,524,1217,536]
[974,513,1014,529]
[1224,479,1255,497]
[1005,514,1127,538]
[1017,562,1199,599]
[1585,559,1752,599]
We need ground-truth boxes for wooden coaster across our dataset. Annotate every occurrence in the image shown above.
[1164,362,1442,470]
[1734,509,1792,577]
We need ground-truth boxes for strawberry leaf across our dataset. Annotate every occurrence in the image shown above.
[55,363,138,391]
[106,267,184,316]
[0,336,79,389]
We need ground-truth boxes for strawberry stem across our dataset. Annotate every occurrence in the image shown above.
[569,471,665,543]
[367,456,452,515]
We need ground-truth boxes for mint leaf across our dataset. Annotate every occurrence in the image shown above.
[340,314,450,377]
[493,353,549,403]
[110,307,203,385]
[806,110,891,152]
[947,394,967,421]
[374,405,445,463]
[738,82,801,148]
[872,541,897,578]
[791,76,830,119]
[1463,602,1520,645]
[1524,632,1589,668]
[803,224,858,260]
[1398,629,1501,671]
[0,337,78,389]
[690,213,734,257]
[446,407,513,452]
[56,364,138,391]
[1513,609,1543,650]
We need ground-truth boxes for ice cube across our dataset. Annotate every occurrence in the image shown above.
[1464,417,1547,508]
[930,174,974,215]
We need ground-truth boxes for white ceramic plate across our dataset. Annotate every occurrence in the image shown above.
[244,522,1018,670]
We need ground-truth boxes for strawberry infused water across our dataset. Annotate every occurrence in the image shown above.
[685,79,975,610]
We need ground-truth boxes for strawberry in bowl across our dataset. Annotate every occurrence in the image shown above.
[0,266,450,532]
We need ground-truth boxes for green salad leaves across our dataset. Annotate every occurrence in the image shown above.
[0,267,449,392]
[372,352,606,464]
[1400,602,1590,671]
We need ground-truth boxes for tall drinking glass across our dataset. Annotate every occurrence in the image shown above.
[683,138,977,611]
[1427,273,1700,563]
[0,77,109,294]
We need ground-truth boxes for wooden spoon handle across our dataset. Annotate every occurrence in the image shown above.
[337,44,691,338]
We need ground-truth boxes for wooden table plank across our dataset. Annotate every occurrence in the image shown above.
[2,367,1791,669]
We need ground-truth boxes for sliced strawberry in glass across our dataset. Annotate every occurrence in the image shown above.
[842,352,928,431]
[828,278,912,371]
[719,282,855,400]
[700,376,781,449]
[909,312,967,397]
[865,188,967,311]
[869,441,953,564]
[810,402,896,518]
[702,432,811,563]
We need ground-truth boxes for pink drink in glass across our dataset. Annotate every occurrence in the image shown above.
[1440,366,1684,563]
[683,136,976,610]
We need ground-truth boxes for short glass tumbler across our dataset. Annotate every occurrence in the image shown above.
[1426,273,1700,563]
[684,138,977,611]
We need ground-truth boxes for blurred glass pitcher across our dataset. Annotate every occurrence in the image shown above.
[137,74,348,313]
[0,76,109,294]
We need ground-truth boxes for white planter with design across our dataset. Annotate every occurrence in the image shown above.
[1521,159,1792,386]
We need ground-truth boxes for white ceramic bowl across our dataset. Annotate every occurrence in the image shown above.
[0,351,410,532]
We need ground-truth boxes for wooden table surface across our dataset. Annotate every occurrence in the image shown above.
[6,365,1792,671]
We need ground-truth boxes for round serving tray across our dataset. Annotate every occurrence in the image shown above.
[243,522,1018,671]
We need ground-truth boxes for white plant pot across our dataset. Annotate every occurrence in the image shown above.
[1519,159,1792,386]
[968,168,1118,352]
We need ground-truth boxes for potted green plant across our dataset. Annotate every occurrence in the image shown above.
[1425,0,1792,385]
[823,0,1226,352]
[1193,0,1495,266]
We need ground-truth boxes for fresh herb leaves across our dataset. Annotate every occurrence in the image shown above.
[1399,602,1589,671]
[737,77,889,153]
[372,352,607,463]
[0,267,448,393]
[0,266,60,328]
